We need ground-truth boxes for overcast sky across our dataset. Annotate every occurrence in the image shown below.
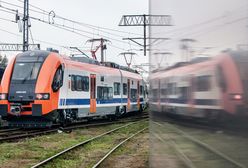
[150,0,248,69]
[1,0,248,74]
[0,0,149,72]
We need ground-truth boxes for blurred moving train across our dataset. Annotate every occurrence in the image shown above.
[150,50,248,121]
[0,50,147,127]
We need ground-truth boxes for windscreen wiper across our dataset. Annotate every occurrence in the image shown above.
[22,66,34,83]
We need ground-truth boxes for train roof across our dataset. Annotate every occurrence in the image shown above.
[152,57,210,73]
[9,51,142,81]
[150,50,248,80]
[65,59,142,79]
[150,57,218,79]
[59,53,142,80]
[69,55,139,74]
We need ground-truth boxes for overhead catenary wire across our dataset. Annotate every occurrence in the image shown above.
[154,14,248,48]
[0,7,17,15]
[0,17,15,23]
[29,16,141,47]
[24,0,143,36]
[2,0,247,51]
[1,0,143,37]
[0,27,75,52]
[0,2,142,50]
[153,3,248,36]
[150,4,248,49]
[0,10,134,59]
[29,17,134,52]
[0,0,146,68]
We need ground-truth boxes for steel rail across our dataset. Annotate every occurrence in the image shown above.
[0,116,148,143]
[152,132,196,168]
[91,126,148,168]
[31,121,142,168]
[154,122,246,168]
[0,128,21,134]
[0,129,47,137]
[0,116,148,138]
[151,112,248,137]
[151,113,248,137]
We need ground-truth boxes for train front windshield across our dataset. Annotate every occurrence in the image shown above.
[11,62,42,81]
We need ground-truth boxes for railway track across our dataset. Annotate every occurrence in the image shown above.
[151,112,248,137]
[153,121,246,168]
[0,128,21,134]
[30,120,147,168]
[0,112,148,143]
[92,127,148,168]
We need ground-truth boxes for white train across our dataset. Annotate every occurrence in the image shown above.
[0,50,147,127]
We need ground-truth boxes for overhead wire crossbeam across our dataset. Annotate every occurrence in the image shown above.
[119,15,173,56]
[0,43,40,51]
[119,15,172,26]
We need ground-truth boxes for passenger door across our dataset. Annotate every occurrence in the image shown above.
[90,74,96,113]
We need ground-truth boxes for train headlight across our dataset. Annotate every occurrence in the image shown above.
[36,93,50,100]
[230,94,242,100]
[0,93,7,100]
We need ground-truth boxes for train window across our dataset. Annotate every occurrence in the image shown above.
[97,87,101,99]
[97,86,113,100]
[216,66,227,92]
[12,62,42,81]
[52,66,63,92]
[152,89,158,101]
[109,87,113,98]
[140,85,144,95]
[71,75,76,91]
[82,76,89,91]
[76,76,83,91]
[196,75,211,92]
[114,82,120,95]
[123,83,127,95]
[131,89,137,99]
[168,83,176,95]
[161,88,167,96]
[71,75,89,92]
[179,87,188,100]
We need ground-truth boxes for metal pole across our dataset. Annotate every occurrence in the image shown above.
[100,38,104,63]
[143,14,146,56]
[23,0,29,51]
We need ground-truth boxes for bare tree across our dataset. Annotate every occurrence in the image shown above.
[0,54,8,68]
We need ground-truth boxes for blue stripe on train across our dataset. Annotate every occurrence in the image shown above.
[59,98,144,106]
